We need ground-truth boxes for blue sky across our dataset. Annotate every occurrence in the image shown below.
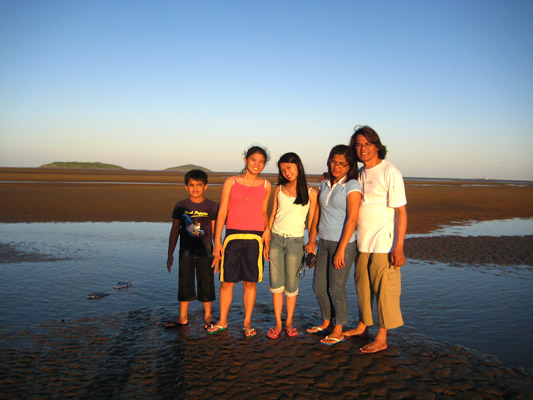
[1,0,532,179]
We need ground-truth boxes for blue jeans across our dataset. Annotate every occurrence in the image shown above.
[269,233,304,296]
[312,239,357,325]
[178,244,215,302]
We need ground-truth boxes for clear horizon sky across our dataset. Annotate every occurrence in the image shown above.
[1,1,532,180]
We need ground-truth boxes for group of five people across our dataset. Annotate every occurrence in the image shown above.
[166,125,407,354]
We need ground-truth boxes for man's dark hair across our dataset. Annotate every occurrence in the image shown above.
[350,125,388,160]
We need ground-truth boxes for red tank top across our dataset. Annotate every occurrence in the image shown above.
[226,177,267,231]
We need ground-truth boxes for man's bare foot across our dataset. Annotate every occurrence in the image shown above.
[344,326,369,338]
[359,339,387,353]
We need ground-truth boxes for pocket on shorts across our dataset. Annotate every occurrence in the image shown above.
[385,267,402,297]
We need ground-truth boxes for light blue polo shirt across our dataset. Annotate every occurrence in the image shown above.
[318,177,361,242]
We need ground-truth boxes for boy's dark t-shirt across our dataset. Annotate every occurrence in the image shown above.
[171,198,218,250]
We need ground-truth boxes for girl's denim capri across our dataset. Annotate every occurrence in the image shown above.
[268,232,305,296]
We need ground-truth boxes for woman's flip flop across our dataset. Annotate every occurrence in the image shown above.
[207,325,227,334]
[320,335,346,346]
[242,327,257,337]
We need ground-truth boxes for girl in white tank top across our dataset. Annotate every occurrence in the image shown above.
[266,152,317,339]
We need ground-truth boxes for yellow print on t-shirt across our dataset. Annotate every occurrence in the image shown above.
[184,210,209,218]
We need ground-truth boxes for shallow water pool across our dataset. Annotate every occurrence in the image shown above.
[408,217,533,237]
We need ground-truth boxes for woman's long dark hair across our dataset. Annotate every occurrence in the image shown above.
[277,152,309,205]
[326,145,358,182]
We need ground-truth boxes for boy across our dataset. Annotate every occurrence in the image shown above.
[165,169,219,329]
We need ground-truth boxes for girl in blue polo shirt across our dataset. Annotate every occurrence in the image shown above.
[306,144,362,345]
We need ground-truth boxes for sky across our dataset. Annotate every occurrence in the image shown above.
[1,0,532,180]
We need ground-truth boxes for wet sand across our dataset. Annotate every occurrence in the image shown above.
[1,305,532,399]
[1,168,533,398]
[405,235,533,267]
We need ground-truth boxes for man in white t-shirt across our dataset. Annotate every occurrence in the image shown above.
[344,125,408,353]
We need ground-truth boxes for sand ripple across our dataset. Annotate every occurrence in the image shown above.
[1,305,531,399]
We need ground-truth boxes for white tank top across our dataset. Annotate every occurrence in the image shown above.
[271,187,311,237]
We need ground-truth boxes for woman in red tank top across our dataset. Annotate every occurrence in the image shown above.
[208,146,272,337]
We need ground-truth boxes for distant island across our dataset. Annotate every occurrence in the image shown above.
[40,162,125,170]
[165,164,211,172]
[38,162,211,172]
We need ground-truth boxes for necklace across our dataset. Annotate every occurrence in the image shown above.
[242,175,258,200]
[283,184,297,197]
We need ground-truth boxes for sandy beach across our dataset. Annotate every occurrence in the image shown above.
[2,167,533,232]
[1,167,532,399]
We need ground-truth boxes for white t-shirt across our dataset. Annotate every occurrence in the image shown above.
[357,159,407,253]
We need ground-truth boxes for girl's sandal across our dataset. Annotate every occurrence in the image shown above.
[286,327,299,337]
[267,328,281,339]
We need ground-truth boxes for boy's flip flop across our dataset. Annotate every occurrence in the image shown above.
[207,325,227,334]
[164,320,189,328]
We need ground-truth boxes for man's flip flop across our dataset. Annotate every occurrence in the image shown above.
[164,320,189,329]
[320,335,346,346]
[207,325,227,334]
[204,321,213,329]
[242,327,257,337]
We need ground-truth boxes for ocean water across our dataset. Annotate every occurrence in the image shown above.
[0,221,532,370]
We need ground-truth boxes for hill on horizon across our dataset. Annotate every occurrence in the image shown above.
[165,164,211,172]
[40,162,125,170]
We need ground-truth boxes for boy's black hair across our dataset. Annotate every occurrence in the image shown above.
[184,169,208,185]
